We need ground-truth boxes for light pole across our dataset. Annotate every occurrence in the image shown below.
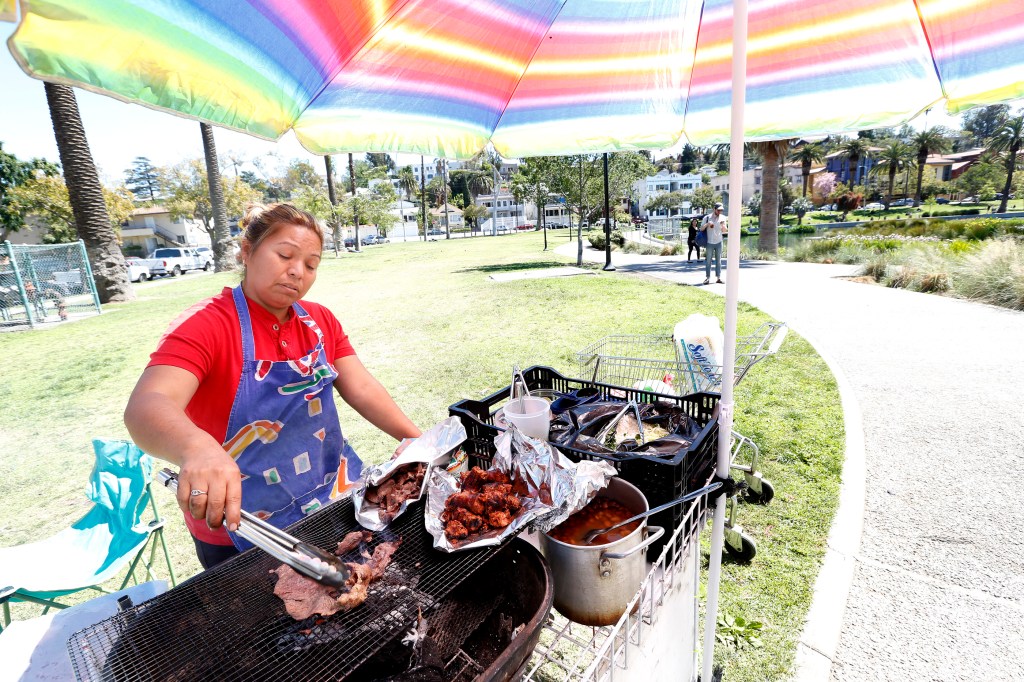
[603,152,614,271]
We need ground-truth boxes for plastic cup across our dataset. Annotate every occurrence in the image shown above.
[503,397,552,440]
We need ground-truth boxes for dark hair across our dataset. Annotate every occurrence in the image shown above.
[239,203,323,258]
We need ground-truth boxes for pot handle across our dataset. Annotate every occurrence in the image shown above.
[601,525,665,561]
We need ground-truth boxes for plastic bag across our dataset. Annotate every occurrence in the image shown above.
[673,314,724,393]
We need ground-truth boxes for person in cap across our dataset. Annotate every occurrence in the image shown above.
[124,202,421,569]
[699,202,728,284]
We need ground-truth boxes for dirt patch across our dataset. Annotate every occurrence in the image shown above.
[838,275,879,285]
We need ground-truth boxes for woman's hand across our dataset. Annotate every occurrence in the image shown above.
[125,365,244,532]
[178,448,242,531]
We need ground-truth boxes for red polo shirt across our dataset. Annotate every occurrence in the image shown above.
[149,287,356,544]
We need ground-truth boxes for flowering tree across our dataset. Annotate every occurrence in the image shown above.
[813,172,837,204]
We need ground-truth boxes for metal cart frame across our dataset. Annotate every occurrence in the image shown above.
[575,322,788,561]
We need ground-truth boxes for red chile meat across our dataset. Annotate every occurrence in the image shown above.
[442,467,523,542]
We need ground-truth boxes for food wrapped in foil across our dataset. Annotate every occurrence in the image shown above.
[425,424,616,552]
[354,417,467,531]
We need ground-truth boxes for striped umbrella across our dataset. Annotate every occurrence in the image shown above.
[6,0,1023,159]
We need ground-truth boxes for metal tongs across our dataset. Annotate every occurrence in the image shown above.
[595,400,647,447]
[157,468,350,589]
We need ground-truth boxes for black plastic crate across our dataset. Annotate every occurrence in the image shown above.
[449,366,719,557]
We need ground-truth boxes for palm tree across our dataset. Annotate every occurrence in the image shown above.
[398,165,416,202]
[42,83,133,302]
[911,128,951,207]
[988,114,1024,214]
[788,142,825,197]
[839,137,873,186]
[748,140,791,254]
[199,123,232,272]
[870,141,913,209]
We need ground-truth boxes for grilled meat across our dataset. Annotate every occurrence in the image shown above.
[271,533,404,620]
[365,463,427,523]
[442,467,524,542]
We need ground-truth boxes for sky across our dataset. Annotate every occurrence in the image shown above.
[0,22,987,187]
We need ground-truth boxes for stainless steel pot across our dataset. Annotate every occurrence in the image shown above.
[540,477,664,626]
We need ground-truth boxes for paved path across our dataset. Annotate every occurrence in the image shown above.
[554,241,1024,681]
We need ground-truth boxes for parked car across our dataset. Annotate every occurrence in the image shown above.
[961,196,978,204]
[890,198,913,207]
[148,247,209,276]
[863,202,885,211]
[125,257,151,282]
[343,237,356,248]
[518,223,535,231]
[935,197,950,204]
[580,220,589,228]
[195,246,215,267]
[360,234,390,245]
[426,228,444,236]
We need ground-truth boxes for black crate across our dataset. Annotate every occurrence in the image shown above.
[449,366,719,557]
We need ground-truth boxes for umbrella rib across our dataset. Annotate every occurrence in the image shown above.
[679,0,709,147]
[489,0,573,148]
[298,0,419,122]
[910,0,949,104]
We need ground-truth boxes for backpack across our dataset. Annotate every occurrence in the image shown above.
[695,215,709,247]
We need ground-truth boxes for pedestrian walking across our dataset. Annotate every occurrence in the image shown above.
[700,203,728,284]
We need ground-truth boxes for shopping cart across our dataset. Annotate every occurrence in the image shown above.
[575,322,788,561]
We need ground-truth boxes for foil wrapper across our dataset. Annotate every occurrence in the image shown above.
[425,424,616,552]
[354,417,467,531]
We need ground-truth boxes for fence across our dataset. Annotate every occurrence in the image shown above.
[0,241,102,330]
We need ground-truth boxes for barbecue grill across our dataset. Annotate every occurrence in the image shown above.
[67,496,533,681]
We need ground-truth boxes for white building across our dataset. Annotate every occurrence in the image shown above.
[475,190,526,230]
[388,199,422,239]
[634,168,717,218]
[121,206,212,255]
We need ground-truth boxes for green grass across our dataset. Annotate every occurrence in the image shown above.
[0,231,843,680]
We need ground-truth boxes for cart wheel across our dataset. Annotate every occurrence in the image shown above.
[725,532,757,563]
[745,478,775,505]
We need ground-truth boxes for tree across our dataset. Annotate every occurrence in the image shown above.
[791,196,814,225]
[281,159,325,196]
[124,156,161,202]
[747,140,790,253]
[324,155,340,255]
[365,153,395,173]
[911,127,951,207]
[961,104,1011,146]
[988,113,1024,213]
[163,159,261,242]
[398,165,416,202]
[645,190,687,214]
[461,203,489,230]
[43,83,132,302]
[549,155,601,265]
[838,137,873,186]
[788,142,825,197]
[814,172,837,203]
[870,141,913,209]
[512,156,556,248]
[10,174,133,244]
[607,152,655,216]
[957,154,1005,199]
[199,122,233,272]
[1,143,59,242]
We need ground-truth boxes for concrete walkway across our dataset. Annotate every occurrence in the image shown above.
[554,241,1024,681]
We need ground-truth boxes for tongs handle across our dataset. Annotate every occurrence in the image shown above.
[157,468,350,588]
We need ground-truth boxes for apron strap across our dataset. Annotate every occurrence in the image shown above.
[231,286,256,365]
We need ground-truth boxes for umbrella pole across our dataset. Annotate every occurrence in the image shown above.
[702,0,747,679]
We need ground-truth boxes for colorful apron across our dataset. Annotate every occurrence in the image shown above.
[224,286,362,551]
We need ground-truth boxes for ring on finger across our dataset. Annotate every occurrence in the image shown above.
[190,489,207,497]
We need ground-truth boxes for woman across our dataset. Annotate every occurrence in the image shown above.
[686,217,701,262]
[125,203,420,569]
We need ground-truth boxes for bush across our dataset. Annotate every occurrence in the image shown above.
[588,230,625,250]
[950,239,1024,310]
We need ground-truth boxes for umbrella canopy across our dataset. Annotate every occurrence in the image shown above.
[6,0,1024,159]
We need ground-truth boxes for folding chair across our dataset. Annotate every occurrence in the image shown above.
[0,439,177,629]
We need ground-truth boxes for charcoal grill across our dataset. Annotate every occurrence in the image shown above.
[67,496,514,681]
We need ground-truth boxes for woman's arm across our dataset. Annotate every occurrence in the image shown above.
[124,366,241,532]
[333,355,421,441]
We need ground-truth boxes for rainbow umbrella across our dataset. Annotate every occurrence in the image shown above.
[5,0,1023,159]
[5,1,1024,678]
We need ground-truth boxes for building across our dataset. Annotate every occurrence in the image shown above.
[475,190,526,230]
[633,168,719,218]
[121,206,212,255]
[824,149,882,186]
[388,199,422,239]
[428,205,464,231]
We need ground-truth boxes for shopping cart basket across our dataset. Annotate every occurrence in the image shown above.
[575,322,788,561]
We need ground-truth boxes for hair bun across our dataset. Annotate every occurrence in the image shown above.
[240,202,268,230]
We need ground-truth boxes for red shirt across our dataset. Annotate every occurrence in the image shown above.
[149,287,356,544]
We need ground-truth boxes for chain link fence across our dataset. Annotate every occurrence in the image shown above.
[1,241,102,330]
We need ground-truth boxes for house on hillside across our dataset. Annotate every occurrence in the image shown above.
[428,205,464,231]
[475,190,525,230]
[121,206,213,255]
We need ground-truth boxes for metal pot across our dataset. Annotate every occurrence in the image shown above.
[540,477,664,626]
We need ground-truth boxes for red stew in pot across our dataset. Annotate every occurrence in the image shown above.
[548,496,640,546]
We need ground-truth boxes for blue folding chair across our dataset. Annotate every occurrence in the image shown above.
[0,439,176,629]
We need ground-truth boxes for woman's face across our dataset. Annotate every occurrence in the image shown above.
[240,223,322,320]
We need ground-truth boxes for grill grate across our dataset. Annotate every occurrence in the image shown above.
[67,497,508,681]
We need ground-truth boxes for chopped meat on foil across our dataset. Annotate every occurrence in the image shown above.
[271,534,403,620]
[442,467,524,542]
[365,463,426,523]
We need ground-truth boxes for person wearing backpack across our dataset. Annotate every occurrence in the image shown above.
[699,202,728,285]
[687,217,702,261]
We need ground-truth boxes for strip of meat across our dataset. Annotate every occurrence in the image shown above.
[336,530,373,556]
[270,564,341,620]
[367,538,402,579]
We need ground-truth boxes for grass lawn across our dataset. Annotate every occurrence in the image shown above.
[0,231,843,680]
